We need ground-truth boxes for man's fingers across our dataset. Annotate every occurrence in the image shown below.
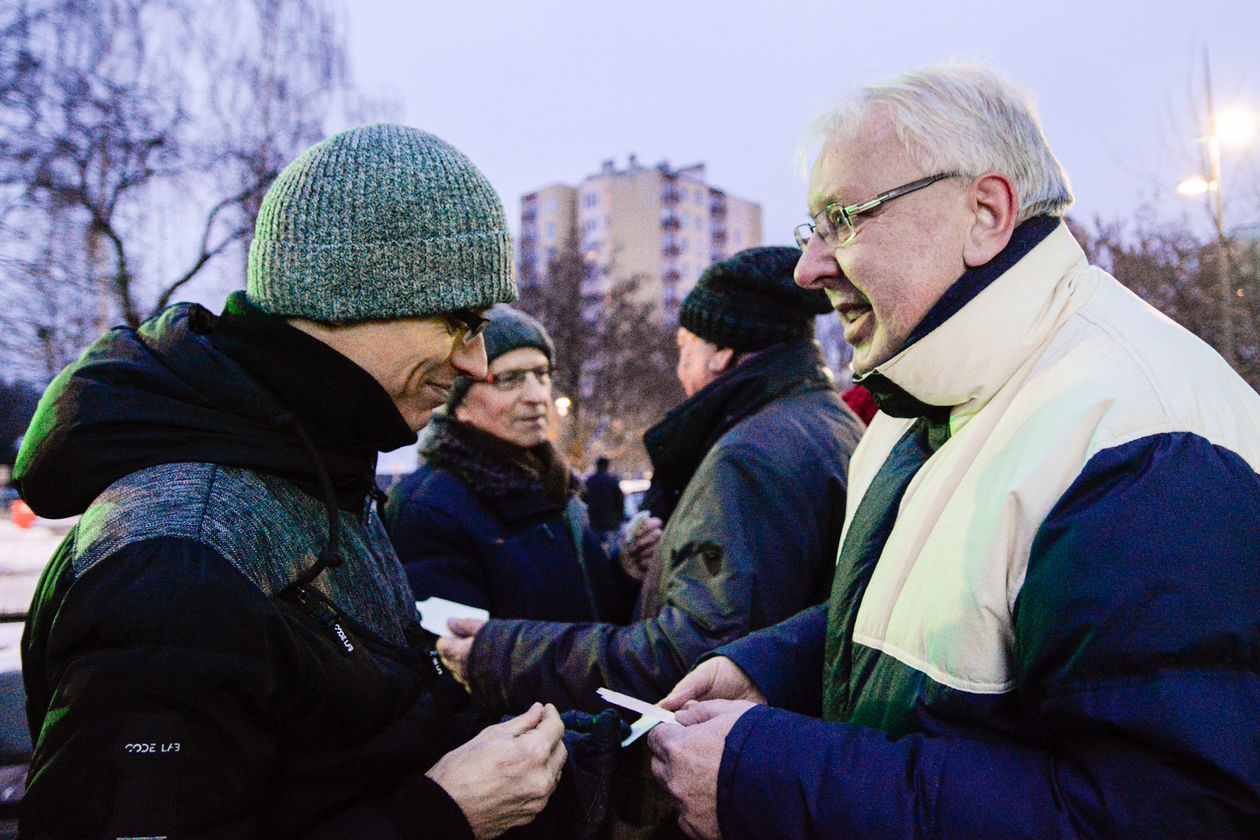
[445,616,486,637]
[532,703,565,740]
[544,735,568,779]
[434,635,472,687]
[674,699,747,725]
[646,715,682,758]
[493,702,545,737]
[658,671,712,711]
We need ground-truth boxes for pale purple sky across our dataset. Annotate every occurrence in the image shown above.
[344,0,1258,245]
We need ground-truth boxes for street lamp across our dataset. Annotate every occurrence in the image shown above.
[1176,50,1253,369]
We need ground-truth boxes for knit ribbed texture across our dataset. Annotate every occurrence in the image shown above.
[446,304,554,409]
[481,303,554,364]
[247,124,516,322]
[679,246,831,352]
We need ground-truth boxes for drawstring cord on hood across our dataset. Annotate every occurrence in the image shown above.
[276,411,345,598]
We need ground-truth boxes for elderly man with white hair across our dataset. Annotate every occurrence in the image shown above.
[647,65,1260,840]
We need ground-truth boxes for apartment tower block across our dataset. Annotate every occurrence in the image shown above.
[518,156,762,319]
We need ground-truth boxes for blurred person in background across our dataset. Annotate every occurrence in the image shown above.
[581,456,626,557]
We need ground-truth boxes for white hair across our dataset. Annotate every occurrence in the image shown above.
[803,64,1074,223]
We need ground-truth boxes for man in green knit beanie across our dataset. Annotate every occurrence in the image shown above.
[16,124,567,840]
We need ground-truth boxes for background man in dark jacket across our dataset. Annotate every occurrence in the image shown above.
[14,124,567,840]
[581,456,626,555]
[385,305,643,626]
[436,247,865,717]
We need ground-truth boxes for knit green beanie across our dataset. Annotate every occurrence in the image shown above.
[247,124,517,322]
[679,246,830,352]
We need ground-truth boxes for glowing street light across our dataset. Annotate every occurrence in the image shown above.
[1176,177,1212,196]
[1176,50,1253,368]
[1218,107,1256,147]
[555,396,571,417]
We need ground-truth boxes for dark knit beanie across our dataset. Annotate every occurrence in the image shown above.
[246,124,516,322]
[446,304,555,409]
[678,246,830,352]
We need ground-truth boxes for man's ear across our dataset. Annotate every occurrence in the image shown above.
[962,173,1017,268]
[709,346,737,375]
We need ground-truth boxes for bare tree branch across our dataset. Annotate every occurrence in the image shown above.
[0,0,383,381]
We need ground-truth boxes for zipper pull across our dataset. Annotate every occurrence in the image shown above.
[295,588,356,656]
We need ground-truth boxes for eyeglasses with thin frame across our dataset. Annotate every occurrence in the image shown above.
[793,171,962,250]
[445,309,490,346]
[480,365,555,391]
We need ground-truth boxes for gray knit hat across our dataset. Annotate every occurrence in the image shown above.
[247,124,516,322]
[679,246,830,352]
[446,304,554,409]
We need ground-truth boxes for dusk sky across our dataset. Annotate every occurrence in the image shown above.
[344,0,1258,246]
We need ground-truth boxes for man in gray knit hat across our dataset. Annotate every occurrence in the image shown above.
[16,124,566,840]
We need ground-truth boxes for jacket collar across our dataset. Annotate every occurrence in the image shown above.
[211,292,416,456]
[642,340,834,523]
[858,220,1092,438]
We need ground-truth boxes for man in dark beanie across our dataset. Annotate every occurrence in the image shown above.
[385,303,651,629]
[14,124,568,840]
[435,245,864,732]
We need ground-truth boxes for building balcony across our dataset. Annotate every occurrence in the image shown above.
[661,213,681,231]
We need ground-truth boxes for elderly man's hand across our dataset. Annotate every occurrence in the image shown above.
[647,699,757,840]
[437,616,486,689]
[427,702,567,839]
[658,656,767,711]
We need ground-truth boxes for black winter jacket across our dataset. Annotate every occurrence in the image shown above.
[15,294,482,840]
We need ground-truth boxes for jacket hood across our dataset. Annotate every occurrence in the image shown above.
[15,294,415,519]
